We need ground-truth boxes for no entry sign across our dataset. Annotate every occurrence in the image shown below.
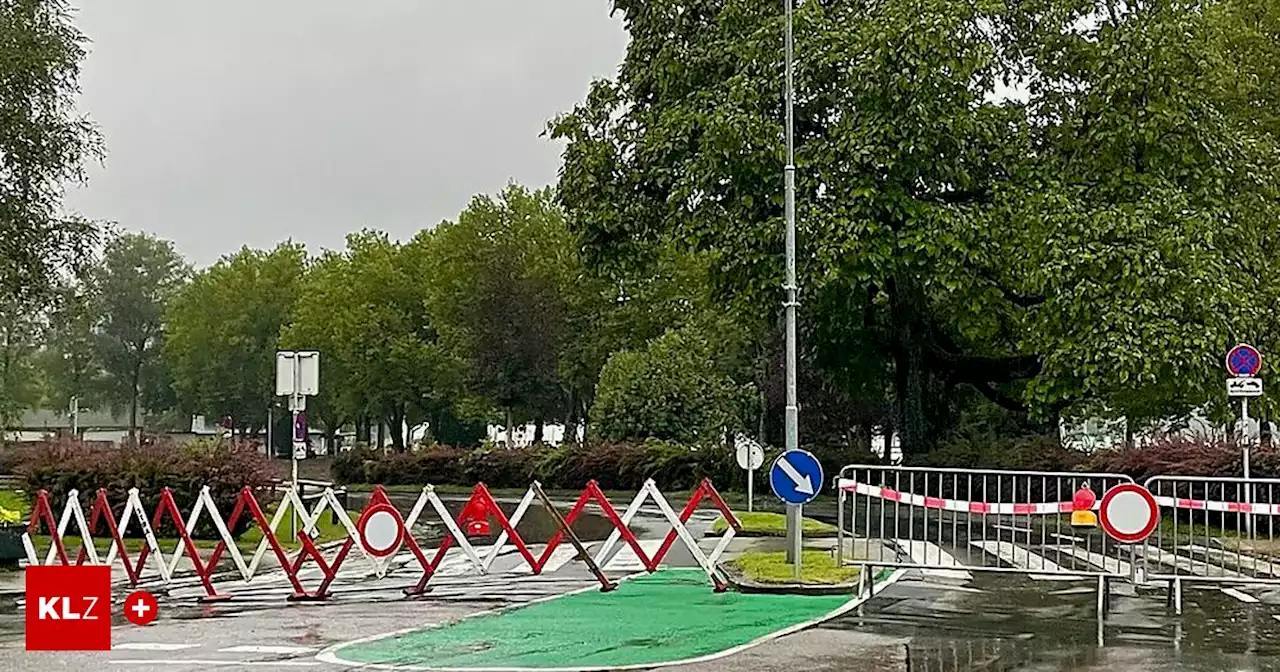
[1098,484,1159,544]
[357,503,405,558]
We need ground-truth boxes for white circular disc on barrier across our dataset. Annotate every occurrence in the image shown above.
[1099,484,1159,544]
[358,505,405,557]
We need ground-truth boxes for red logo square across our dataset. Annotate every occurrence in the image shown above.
[25,565,112,651]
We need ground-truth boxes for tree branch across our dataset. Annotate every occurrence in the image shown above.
[972,380,1028,413]
[972,266,1046,308]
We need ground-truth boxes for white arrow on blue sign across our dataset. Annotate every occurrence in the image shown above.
[769,449,824,505]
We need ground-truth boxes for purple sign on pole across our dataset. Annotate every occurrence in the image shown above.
[1227,344,1263,377]
[293,412,307,443]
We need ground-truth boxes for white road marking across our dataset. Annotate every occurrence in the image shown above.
[1179,544,1280,577]
[1220,587,1259,603]
[892,539,972,581]
[509,545,579,575]
[1273,615,1280,624]
[218,645,318,655]
[970,540,1081,580]
[602,539,665,571]
[1052,545,1134,576]
[109,661,320,667]
[113,643,199,651]
[1140,546,1244,579]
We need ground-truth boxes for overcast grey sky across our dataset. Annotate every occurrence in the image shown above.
[62,2,628,267]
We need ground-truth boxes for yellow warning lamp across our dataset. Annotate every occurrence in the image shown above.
[1071,485,1097,527]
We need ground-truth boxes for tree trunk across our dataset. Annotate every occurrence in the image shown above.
[376,421,386,453]
[1124,417,1134,450]
[505,409,514,447]
[859,421,874,459]
[564,389,578,446]
[390,404,406,451]
[129,360,141,444]
[533,418,545,445]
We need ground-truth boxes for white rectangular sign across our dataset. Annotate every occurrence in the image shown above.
[1228,377,1263,397]
[276,351,320,396]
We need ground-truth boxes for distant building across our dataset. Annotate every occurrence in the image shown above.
[4,408,136,444]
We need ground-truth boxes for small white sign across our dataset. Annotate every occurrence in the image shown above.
[293,443,307,460]
[276,351,320,396]
[735,436,764,471]
[1228,377,1263,397]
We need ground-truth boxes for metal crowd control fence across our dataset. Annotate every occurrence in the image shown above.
[20,478,741,601]
[836,465,1136,579]
[1142,475,1280,614]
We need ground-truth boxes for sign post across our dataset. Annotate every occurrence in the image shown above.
[769,449,823,579]
[276,351,319,524]
[735,435,765,512]
[1226,343,1262,535]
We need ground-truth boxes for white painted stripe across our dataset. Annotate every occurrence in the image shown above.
[970,540,1081,580]
[1220,587,1259,604]
[1273,615,1280,624]
[602,539,665,571]
[110,661,320,668]
[113,643,199,651]
[510,545,579,575]
[1179,544,1280,577]
[1140,546,1244,579]
[1052,545,1133,576]
[892,539,972,581]
[219,645,318,655]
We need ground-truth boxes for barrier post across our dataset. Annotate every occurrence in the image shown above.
[531,482,615,592]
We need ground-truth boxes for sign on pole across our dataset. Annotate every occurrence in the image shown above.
[1098,484,1159,544]
[769,450,823,505]
[1228,377,1263,397]
[735,435,765,513]
[1226,343,1263,377]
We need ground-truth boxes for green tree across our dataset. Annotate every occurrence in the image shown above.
[0,0,103,306]
[93,233,188,437]
[164,243,306,435]
[39,279,100,414]
[425,184,573,443]
[590,324,754,444]
[553,0,1280,454]
[0,294,43,427]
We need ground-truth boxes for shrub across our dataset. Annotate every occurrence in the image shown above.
[916,434,1088,472]
[14,438,274,540]
[1084,435,1276,481]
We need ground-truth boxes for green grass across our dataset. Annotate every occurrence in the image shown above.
[729,549,861,585]
[711,510,838,537]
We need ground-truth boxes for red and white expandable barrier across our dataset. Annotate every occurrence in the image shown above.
[21,478,741,601]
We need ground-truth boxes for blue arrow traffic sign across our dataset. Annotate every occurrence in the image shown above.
[769,449,824,505]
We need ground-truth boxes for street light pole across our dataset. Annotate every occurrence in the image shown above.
[782,0,802,569]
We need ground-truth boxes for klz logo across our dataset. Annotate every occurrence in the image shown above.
[26,565,112,651]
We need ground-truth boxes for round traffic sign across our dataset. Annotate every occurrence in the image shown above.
[769,449,823,505]
[1098,484,1159,544]
[735,437,764,471]
[1227,343,1263,377]
[357,503,405,557]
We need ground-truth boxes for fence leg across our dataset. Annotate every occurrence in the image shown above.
[836,489,845,567]
[1095,575,1108,648]
[1173,577,1183,616]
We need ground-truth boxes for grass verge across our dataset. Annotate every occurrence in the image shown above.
[729,549,860,585]
[711,510,838,537]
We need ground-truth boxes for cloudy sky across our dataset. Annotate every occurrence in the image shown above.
[62,2,629,267]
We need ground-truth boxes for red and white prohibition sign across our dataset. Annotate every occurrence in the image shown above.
[1098,483,1159,543]
[357,503,406,557]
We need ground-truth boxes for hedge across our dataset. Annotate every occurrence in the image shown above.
[10,438,275,540]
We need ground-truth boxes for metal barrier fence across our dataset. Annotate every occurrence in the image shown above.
[21,478,740,601]
[836,465,1136,578]
[1142,475,1280,613]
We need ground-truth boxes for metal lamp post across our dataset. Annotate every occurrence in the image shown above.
[782,0,802,571]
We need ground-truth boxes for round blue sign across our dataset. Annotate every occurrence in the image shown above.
[769,449,824,505]
[1227,344,1262,377]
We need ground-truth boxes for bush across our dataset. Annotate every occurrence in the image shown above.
[1084,435,1278,482]
[916,434,1089,472]
[13,438,274,540]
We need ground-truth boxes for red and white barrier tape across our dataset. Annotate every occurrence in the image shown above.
[21,478,740,600]
[838,479,1093,515]
[1151,496,1280,516]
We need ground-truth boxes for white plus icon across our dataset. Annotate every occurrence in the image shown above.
[131,599,151,619]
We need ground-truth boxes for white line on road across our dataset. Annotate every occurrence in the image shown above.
[1051,545,1133,576]
[970,540,1081,581]
[602,539,665,571]
[218,645,318,655]
[109,661,320,667]
[510,545,579,575]
[113,643,199,651]
[892,539,972,581]
[1220,587,1259,604]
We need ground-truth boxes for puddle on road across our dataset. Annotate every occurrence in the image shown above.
[825,574,1280,671]
[350,492,619,545]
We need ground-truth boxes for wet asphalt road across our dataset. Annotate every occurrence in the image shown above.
[3,568,1280,671]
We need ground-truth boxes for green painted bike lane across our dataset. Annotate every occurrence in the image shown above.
[324,569,892,670]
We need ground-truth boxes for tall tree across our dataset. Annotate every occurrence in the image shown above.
[39,279,99,414]
[164,243,306,435]
[0,293,43,428]
[425,185,572,443]
[0,0,103,306]
[553,0,1280,454]
[93,233,188,437]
